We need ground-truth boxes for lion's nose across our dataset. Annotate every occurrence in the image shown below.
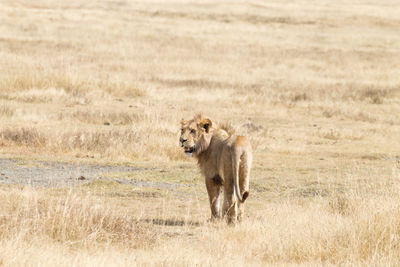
[180,138,187,147]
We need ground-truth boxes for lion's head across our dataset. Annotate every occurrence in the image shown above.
[179,114,213,157]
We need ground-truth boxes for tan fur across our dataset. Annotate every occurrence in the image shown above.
[180,114,252,223]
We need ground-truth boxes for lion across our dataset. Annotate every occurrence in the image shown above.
[179,114,252,223]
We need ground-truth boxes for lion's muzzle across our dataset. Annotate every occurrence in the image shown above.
[183,146,195,157]
[184,146,195,154]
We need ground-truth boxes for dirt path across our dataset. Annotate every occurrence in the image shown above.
[0,158,192,189]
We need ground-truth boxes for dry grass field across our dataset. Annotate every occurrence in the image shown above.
[1,0,400,265]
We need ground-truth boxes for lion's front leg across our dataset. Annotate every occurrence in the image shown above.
[205,176,222,220]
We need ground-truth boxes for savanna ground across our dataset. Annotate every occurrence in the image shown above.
[0,0,400,265]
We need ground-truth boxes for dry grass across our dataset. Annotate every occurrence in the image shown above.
[2,178,400,266]
[0,0,400,265]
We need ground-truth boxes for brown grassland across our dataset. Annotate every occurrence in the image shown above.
[1,0,400,265]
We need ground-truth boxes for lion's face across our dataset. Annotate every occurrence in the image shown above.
[179,115,212,157]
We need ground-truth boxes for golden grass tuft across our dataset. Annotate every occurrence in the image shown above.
[1,127,47,146]
[0,187,158,249]
[0,104,15,118]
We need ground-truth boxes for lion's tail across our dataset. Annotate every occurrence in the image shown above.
[232,147,250,203]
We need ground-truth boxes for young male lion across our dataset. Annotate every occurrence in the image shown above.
[179,114,252,223]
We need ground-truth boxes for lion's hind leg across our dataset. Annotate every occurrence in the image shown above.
[222,177,237,224]
[206,176,223,220]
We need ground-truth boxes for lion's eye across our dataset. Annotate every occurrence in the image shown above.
[190,129,196,134]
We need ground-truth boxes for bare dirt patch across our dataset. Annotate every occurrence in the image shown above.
[0,158,191,189]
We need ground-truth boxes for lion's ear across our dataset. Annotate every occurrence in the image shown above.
[200,118,212,133]
[180,118,187,125]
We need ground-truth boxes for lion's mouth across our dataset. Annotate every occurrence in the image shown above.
[184,146,195,154]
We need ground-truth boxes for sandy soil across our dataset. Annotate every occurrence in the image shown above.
[0,158,192,189]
